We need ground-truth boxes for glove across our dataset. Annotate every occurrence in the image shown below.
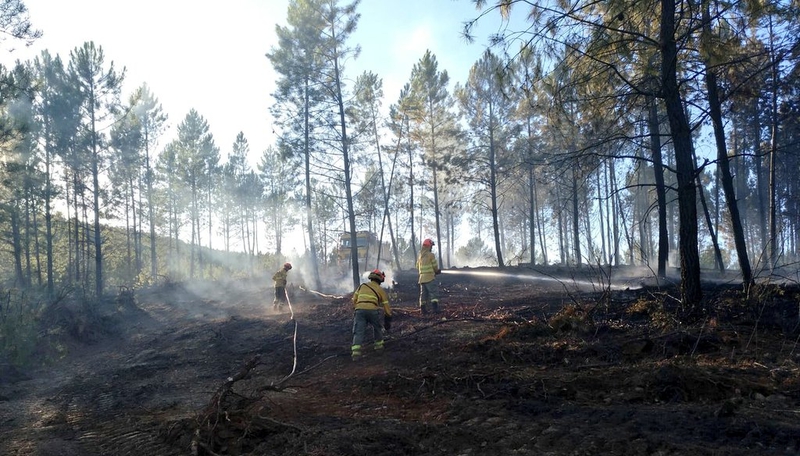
[383,315,392,332]
[434,269,442,275]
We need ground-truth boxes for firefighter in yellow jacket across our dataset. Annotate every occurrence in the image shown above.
[417,238,441,314]
[272,262,292,310]
[351,269,392,359]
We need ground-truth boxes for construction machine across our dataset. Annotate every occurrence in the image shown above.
[334,231,390,274]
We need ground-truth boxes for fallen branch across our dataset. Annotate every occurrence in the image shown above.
[192,354,262,455]
[298,285,344,300]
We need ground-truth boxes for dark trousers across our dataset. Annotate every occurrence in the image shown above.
[273,286,286,306]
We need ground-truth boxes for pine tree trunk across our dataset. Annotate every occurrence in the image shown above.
[529,163,537,265]
[596,169,606,265]
[304,79,321,289]
[695,165,724,271]
[408,127,417,262]
[146,147,157,280]
[386,119,404,270]
[660,0,702,307]
[610,160,620,267]
[489,113,504,268]
[131,174,140,277]
[648,96,669,277]
[702,5,752,285]
[768,17,779,270]
[92,144,103,297]
[429,119,444,265]
[125,189,133,278]
[24,191,32,286]
[571,167,581,266]
[11,207,25,287]
[331,55,360,289]
[45,143,55,297]
[32,206,42,287]
[370,99,398,271]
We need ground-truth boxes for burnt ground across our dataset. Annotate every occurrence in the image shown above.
[1,266,800,456]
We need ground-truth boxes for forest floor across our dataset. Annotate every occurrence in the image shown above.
[1,266,800,456]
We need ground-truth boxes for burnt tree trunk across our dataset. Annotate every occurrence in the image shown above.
[660,0,702,307]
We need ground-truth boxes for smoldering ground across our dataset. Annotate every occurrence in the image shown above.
[3,266,800,456]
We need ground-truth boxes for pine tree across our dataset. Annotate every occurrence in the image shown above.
[258,146,298,256]
[32,51,78,295]
[350,71,401,269]
[131,83,167,280]
[267,0,329,289]
[173,109,218,278]
[409,50,460,265]
[68,41,125,297]
[109,102,143,281]
[456,50,516,267]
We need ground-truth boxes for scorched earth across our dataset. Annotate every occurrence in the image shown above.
[1,265,799,455]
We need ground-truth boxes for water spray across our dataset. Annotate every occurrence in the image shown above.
[439,269,641,291]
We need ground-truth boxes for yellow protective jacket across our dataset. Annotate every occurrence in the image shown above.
[272,268,288,287]
[416,246,439,284]
[352,280,392,316]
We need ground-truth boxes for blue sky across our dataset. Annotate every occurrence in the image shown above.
[3,0,516,166]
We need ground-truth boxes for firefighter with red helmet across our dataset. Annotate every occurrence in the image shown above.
[417,238,442,314]
[272,262,292,310]
[350,269,392,359]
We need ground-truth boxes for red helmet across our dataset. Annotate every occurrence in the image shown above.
[368,269,385,283]
[422,238,434,248]
[283,262,292,270]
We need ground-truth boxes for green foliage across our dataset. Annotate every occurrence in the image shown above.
[0,288,42,366]
[0,212,272,294]
[0,0,799,320]
[455,236,496,267]
[699,244,730,270]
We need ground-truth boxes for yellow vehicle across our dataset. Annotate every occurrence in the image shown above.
[335,231,390,273]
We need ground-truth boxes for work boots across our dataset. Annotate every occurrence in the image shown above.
[351,344,362,360]
[431,300,440,313]
[420,304,429,315]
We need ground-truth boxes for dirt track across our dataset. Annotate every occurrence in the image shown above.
[1,268,799,455]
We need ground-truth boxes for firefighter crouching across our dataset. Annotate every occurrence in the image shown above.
[351,269,392,360]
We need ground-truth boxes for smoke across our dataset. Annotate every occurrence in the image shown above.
[453,237,498,268]
[284,260,397,296]
[167,276,270,321]
[317,267,398,295]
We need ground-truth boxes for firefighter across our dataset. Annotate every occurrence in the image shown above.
[417,238,442,314]
[272,262,292,310]
[351,269,392,360]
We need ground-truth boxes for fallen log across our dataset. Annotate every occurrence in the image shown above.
[298,285,344,300]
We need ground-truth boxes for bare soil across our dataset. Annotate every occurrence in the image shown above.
[1,267,799,456]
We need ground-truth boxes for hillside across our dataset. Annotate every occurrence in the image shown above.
[1,267,799,455]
